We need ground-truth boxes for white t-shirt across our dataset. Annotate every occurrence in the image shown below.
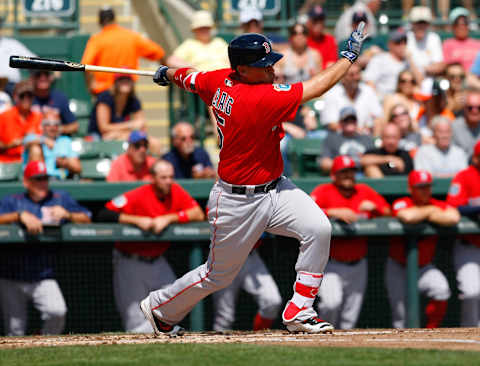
[0,37,36,83]
[407,31,443,94]
[414,143,468,176]
[320,82,383,130]
[363,52,407,101]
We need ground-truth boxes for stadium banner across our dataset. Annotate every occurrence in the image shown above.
[23,0,75,17]
[231,0,280,16]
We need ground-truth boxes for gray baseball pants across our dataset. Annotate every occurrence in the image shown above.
[148,176,331,325]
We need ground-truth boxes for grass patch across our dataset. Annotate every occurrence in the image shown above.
[1,344,478,366]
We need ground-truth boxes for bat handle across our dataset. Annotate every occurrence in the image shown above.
[84,65,156,77]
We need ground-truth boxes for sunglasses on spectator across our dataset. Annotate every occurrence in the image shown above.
[42,120,59,126]
[341,117,357,123]
[447,73,465,80]
[19,91,34,99]
[133,141,149,149]
[31,176,49,182]
[466,105,480,112]
[177,135,194,141]
[399,78,414,84]
[392,111,409,118]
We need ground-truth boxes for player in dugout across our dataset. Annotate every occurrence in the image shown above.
[138,22,368,336]
[97,159,204,333]
[311,155,390,329]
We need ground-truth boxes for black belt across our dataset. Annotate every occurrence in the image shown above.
[118,250,159,264]
[230,177,281,195]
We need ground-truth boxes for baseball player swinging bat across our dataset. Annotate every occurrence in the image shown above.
[9,55,155,76]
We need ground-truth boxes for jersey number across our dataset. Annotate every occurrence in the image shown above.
[213,110,225,150]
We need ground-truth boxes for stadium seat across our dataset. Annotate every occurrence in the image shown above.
[97,141,128,159]
[69,99,92,138]
[71,140,100,159]
[0,163,21,182]
[289,138,325,177]
[80,159,112,180]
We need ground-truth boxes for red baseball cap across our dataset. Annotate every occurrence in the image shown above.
[474,140,480,157]
[24,161,49,179]
[408,170,432,187]
[331,155,356,174]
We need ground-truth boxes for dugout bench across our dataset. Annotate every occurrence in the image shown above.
[1,215,479,332]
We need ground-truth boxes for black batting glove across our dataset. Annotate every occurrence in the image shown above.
[153,65,170,86]
[340,21,368,63]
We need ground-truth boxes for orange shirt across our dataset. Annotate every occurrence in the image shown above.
[81,24,165,94]
[0,106,42,163]
[106,153,156,182]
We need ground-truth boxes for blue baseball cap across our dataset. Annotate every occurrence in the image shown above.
[128,130,148,144]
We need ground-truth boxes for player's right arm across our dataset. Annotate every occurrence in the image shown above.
[300,22,367,104]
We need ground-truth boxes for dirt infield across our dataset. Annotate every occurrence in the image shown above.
[1,328,480,351]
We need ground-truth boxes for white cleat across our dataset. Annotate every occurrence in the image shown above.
[140,297,185,337]
[285,317,334,334]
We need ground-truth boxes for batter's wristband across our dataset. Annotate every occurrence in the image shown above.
[173,68,191,89]
[177,210,189,223]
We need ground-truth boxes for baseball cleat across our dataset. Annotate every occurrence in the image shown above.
[140,297,185,337]
[284,317,334,334]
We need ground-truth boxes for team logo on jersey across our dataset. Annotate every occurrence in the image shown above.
[262,41,271,54]
[112,195,127,208]
[224,79,233,87]
[273,84,291,92]
[393,200,407,211]
[449,183,460,196]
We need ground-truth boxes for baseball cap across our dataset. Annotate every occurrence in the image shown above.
[128,130,148,144]
[409,6,433,23]
[191,10,214,30]
[408,170,433,187]
[389,27,407,43]
[24,161,49,179]
[352,11,368,24]
[308,5,326,20]
[474,140,480,157]
[239,7,263,24]
[331,155,357,174]
[339,106,357,121]
[449,7,470,24]
[99,6,115,25]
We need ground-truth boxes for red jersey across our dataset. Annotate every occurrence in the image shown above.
[447,165,480,248]
[390,197,450,267]
[307,33,338,69]
[106,183,199,258]
[188,68,303,185]
[311,183,390,262]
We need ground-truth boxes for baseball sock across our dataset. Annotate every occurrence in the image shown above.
[253,313,274,331]
[425,299,448,328]
[283,271,323,321]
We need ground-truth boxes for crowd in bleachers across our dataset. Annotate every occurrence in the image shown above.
[2,1,480,335]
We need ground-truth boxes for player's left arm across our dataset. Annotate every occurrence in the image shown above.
[428,205,461,227]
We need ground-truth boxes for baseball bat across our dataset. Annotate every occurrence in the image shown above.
[9,55,156,76]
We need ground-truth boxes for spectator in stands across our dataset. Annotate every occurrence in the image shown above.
[311,155,390,329]
[0,28,36,96]
[163,122,215,179]
[98,159,205,333]
[406,6,445,94]
[388,103,422,154]
[321,63,382,134]
[319,107,374,174]
[23,112,82,180]
[467,51,480,90]
[81,6,165,95]
[107,130,156,182]
[402,0,450,25]
[0,80,42,163]
[445,62,467,117]
[387,170,458,329]
[414,116,468,177]
[239,7,263,34]
[382,70,423,135]
[361,123,414,178]
[452,89,480,157]
[443,8,480,73]
[446,140,480,327]
[363,28,413,102]
[88,74,145,141]
[334,0,381,42]
[31,70,78,135]
[0,160,91,336]
[305,5,337,69]
[276,23,322,84]
[167,10,229,71]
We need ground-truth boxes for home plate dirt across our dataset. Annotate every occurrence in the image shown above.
[1,328,480,351]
